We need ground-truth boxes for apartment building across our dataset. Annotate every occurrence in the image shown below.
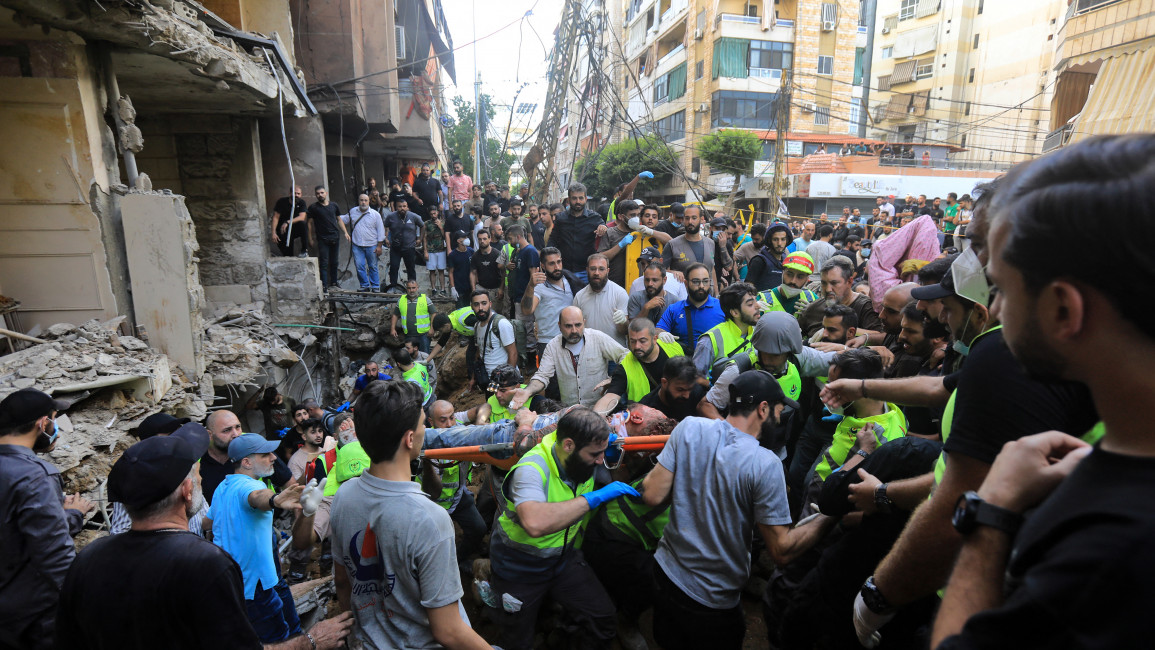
[869,0,1062,169]
[610,0,868,203]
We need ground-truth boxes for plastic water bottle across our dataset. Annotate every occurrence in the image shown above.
[474,579,499,609]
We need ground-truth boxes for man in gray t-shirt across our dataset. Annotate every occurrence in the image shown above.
[641,370,836,650]
[329,379,488,649]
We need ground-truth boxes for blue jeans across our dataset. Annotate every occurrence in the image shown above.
[245,577,302,643]
[352,244,380,289]
[573,270,588,283]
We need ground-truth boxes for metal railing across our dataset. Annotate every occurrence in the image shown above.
[720,13,760,24]
[657,43,685,67]
[750,67,783,80]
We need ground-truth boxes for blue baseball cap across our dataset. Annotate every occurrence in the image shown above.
[227,433,280,462]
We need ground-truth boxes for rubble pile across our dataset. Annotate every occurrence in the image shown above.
[0,317,207,498]
[203,305,301,385]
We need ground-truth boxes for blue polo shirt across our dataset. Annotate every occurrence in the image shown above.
[353,372,391,392]
[657,296,725,356]
[207,474,278,599]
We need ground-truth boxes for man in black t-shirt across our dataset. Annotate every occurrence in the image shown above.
[272,186,308,257]
[470,229,503,298]
[820,182,1099,648]
[654,202,685,239]
[636,355,707,422]
[411,163,443,218]
[307,185,349,288]
[57,421,354,649]
[931,135,1155,649]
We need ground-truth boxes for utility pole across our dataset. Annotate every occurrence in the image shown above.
[859,0,877,137]
[473,0,481,180]
[771,70,792,221]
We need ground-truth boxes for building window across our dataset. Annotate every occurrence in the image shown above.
[696,9,706,32]
[750,41,793,78]
[973,33,980,49]
[899,0,918,21]
[760,140,776,159]
[914,58,934,79]
[881,46,893,59]
[977,0,984,14]
[814,106,830,126]
[694,111,701,129]
[711,90,780,129]
[964,101,971,115]
[848,100,862,133]
[655,111,686,141]
[653,74,669,105]
[696,60,704,79]
[821,2,838,25]
[960,134,967,147]
[968,67,975,83]
[747,3,759,16]
[817,55,834,75]
[692,157,701,173]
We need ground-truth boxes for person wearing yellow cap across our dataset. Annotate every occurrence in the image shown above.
[758,251,819,316]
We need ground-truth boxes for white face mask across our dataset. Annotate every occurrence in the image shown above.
[779,285,802,299]
[828,401,853,416]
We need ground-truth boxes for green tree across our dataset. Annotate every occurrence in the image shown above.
[573,135,678,201]
[698,129,762,208]
[444,94,518,187]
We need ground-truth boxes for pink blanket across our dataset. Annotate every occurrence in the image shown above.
[868,215,942,311]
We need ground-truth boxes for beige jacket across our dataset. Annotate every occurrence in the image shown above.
[531,328,627,407]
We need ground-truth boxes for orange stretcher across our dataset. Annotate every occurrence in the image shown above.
[422,435,670,470]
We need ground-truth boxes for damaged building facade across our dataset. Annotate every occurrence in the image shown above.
[0,0,455,541]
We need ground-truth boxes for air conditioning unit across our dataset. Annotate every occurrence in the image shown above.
[802,102,816,113]
[822,20,836,31]
[881,26,890,34]
[693,28,704,40]
[696,102,708,113]
[395,25,406,60]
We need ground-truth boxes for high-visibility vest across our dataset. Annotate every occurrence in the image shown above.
[619,341,685,402]
[758,286,818,316]
[398,294,431,335]
[487,386,526,423]
[503,243,515,288]
[814,403,908,482]
[703,320,753,377]
[324,440,369,496]
[432,461,470,513]
[448,306,475,336]
[742,349,803,404]
[602,476,669,551]
[403,364,434,405]
[491,432,596,558]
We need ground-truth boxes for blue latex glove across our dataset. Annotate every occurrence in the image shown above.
[583,481,640,510]
[604,434,622,464]
[619,233,636,247]
[638,171,654,179]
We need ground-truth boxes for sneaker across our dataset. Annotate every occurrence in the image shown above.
[358,286,371,293]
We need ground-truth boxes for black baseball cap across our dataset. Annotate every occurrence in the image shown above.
[729,370,800,411]
[0,388,68,429]
[638,246,661,262]
[910,266,958,301]
[133,413,190,440]
[107,422,210,510]
[709,217,728,228]
[668,202,685,215]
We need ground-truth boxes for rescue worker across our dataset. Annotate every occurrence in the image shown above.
[700,313,837,455]
[758,251,819,316]
[487,406,638,650]
[595,318,685,414]
[390,279,433,353]
[486,365,525,423]
[694,282,761,380]
[424,401,488,572]
[393,347,433,409]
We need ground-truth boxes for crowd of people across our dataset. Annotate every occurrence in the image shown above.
[2,134,1152,650]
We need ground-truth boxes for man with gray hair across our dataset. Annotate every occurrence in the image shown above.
[548,182,605,280]
[797,257,883,338]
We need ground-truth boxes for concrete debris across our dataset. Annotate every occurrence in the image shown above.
[0,317,207,500]
[203,305,301,386]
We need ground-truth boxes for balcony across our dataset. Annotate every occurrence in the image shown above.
[657,43,686,68]
[718,14,794,40]
[750,67,783,80]
[720,13,760,24]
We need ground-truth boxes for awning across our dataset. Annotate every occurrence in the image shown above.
[885,93,910,119]
[890,60,918,84]
[1070,44,1155,142]
[894,24,937,59]
[877,74,892,91]
[1050,70,1095,130]
[911,91,929,116]
[916,0,940,19]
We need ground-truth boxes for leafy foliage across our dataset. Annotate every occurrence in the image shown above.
[444,94,519,187]
[573,135,678,201]
[698,129,762,177]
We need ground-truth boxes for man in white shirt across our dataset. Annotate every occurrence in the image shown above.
[469,288,517,390]
[341,194,386,292]
[512,306,627,409]
[573,253,629,346]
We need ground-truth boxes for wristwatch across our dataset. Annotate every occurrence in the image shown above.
[859,576,895,615]
[874,483,895,514]
[951,491,1024,537]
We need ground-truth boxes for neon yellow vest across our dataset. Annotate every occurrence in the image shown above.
[325,440,369,496]
[704,320,753,367]
[492,432,596,558]
[747,349,803,403]
[431,462,471,512]
[619,341,685,402]
[487,384,526,423]
[758,286,818,316]
[398,294,431,335]
[603,476,669,551]
[448,306,475,336]
[815,403,908,481]
[402,363,433,404]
